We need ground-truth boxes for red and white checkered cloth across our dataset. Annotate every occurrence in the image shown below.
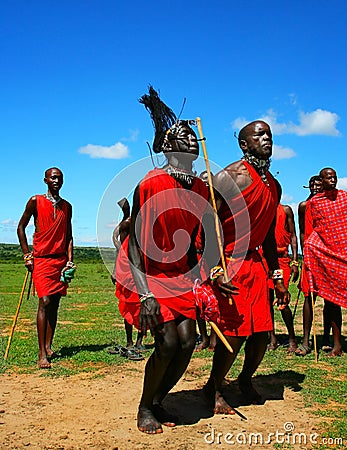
[305,189,347,308]
[193,279,220,323]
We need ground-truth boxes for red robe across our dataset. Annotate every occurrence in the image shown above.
[116,169,209,329]
[305,189,347,308]
[213,161,278,336]
[33,195,69,298]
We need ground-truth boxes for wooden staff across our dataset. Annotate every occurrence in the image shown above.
[292,289,301,322]
[209,321,233,354]
[4,271,30,360]
[196,117,232,305]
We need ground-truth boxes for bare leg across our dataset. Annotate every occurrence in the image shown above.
[209,327,217,351]
[280,306,297,352]
[137,320,183,434]
[238,331,268,404]
[302,295,313,347]
[325,301,343,356]
[45,294,60,357]
[124,319,134,348]
[204,336,245,414]
[195,314,209,351]
[37,296,51,368]
[135,331,145,350]
[322,300,332,349]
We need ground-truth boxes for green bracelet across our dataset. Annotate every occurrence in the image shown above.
[139,292,155,303]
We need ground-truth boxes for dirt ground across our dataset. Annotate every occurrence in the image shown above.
[0,356,322,450]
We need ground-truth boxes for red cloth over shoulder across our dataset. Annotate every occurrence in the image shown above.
[116,169,209,329]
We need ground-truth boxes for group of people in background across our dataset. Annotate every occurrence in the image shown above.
[17,86,346,435]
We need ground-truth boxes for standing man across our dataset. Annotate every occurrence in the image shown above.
[296,175,324,356]
[115,87,233,433]
[305,167,346,357]
[204,121,290,413]
[268,203,299,352]
[17,167,74,369]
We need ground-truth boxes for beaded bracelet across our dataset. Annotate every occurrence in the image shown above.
[66,261,76,268]
[272,269,284,280]
[290,260,300,267]
[23,252,33,262]
[139,292,155,303]
[210,265,224,283]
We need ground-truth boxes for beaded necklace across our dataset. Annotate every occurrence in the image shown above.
[166,164,196,186]
[242,153,271,185]
[45,192,62,219]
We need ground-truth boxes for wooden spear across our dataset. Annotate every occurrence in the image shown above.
[4,271,30,359]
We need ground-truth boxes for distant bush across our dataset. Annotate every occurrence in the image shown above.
[0,243,115,263]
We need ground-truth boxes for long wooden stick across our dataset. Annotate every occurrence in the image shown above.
[4,271,29,360]
[209,321,233,354]
[196,117,232,305]
[292,289,301,321]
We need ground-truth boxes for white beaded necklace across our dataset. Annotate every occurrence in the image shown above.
[45,192,61,219]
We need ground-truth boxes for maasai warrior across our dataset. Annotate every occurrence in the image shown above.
[203,120,290,413]
[115,87,234,434]
[296,175,326,356]
[268,203,299,353]
[305,167,346,357]
[17,167,74,369]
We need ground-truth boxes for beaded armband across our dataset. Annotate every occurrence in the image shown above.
[210,265,224,283]
[272,269,284,281]
[139,292,155,303]
[23,252,33,262]
[290,260,299,267]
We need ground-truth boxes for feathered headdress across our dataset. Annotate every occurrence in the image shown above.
[139,86,177,154]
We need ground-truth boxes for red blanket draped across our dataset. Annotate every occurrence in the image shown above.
[204,162,278,335]
[116,169,209,328]
[33,195,69,298]
[219,161,278,257]
[305,189,347,308]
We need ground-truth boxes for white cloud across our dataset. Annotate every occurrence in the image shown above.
[291,110,340,136]
[281,193,294,203]
[1,219,17,227]
[337,177,347,190]
[79,142,129,159]
[272,144,296,160]
[232,108,340,137]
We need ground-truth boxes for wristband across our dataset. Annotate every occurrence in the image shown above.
[66,260,75,268]
[210,265,224,283]
[290,260,299,267]
[139,292,155,303]
[23,252,33,262]
[272,269,284,280]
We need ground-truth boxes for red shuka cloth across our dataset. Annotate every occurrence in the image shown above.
[298,199,314,296]
[33,195,69,298]
[211,161,278,336]
[116,169,209,329]
[305,189,347,308]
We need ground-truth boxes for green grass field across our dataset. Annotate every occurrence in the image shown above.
[0,244,346,448]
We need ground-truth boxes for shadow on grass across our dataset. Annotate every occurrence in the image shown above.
[164,370,305,426]
[57,343,113,358]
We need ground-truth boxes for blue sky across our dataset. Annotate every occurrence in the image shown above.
[1,0,347,249]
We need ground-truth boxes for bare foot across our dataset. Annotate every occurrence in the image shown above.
[195,341,209,352]
[151,404,177,427]
[203,383,235,415]
[238,376,262,405]
[287,340,298,354]
[326,349,343,357]
[37,357,51,369]
[137,408,163,434]
[267,342,280,351]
